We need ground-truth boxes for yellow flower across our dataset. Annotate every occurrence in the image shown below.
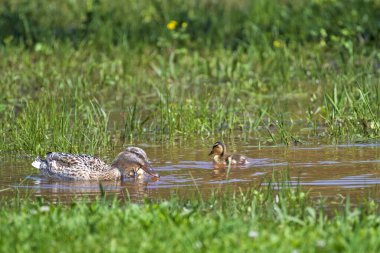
[273,40,283,48]
[167,20,177,30]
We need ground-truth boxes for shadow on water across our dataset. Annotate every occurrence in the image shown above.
[1,140,380,203]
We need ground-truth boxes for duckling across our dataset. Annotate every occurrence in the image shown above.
[208,141,248,165]
[31,147,160,180]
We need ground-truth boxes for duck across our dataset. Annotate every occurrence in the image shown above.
[208,141,248,165]
[31,147,160,180]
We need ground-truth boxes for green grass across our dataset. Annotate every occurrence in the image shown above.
[0,0,379,153]
[1,0,379,49]
[1,187,380,253]
[1,44,379,154]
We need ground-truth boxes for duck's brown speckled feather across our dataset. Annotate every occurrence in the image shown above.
[41,152,117,180]
[225,154,247,165]
[33,147,159,180]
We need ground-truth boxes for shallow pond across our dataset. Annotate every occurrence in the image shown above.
[1,140,380,203]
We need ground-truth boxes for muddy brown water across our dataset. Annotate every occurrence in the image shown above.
[1,140,380,203]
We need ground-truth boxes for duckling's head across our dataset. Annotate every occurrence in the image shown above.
[209,141,226,156]
[112,147,160,179]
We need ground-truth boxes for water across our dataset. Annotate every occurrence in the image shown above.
[1,141,380,202]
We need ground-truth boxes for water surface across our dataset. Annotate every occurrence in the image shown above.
[1,140,380,202]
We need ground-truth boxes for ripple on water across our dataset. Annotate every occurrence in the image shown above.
[1,142,380,202]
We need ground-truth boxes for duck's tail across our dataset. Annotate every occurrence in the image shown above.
[32,157,46,170]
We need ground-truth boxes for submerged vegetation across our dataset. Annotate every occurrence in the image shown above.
[0,0,380,154]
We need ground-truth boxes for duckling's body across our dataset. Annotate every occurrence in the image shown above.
[31,147,159,180]
[209,141,248,165]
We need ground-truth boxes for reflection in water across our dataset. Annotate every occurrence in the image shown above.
[211,158,271,181]
[1,141,380,202]
[16,176,154,202]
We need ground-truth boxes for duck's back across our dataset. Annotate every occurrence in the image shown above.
[35,152,111,180]
[227,154,248,165]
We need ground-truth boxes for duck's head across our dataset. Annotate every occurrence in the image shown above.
[208,141,226,156]
[112,147,160,179]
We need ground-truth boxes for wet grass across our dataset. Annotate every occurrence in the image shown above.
[1,186,380,253]
[1,46,379,154]
[0,0,379,153]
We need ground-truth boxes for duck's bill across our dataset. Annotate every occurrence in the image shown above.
[143,165,160,178]
[208,150,214,156]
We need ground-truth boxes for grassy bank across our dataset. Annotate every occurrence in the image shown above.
[0,0,380,155]
[1,188,380,253]
[1,46,378,154]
